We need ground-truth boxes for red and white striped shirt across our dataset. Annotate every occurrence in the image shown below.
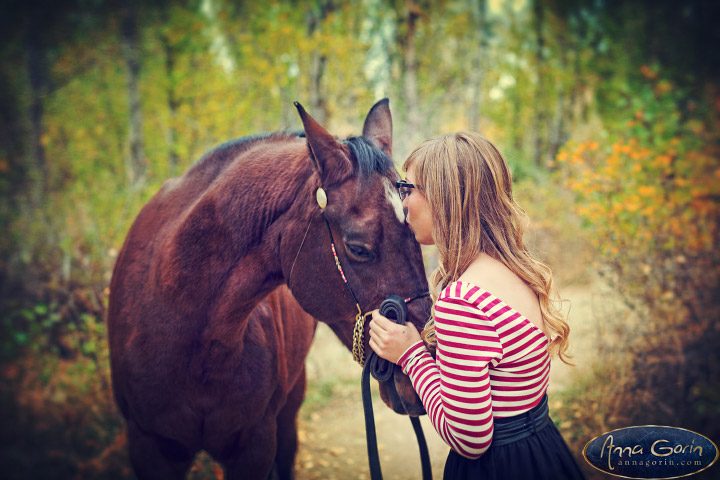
[398,281,550,459]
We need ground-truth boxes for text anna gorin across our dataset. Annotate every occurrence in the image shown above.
[583,425,718,479]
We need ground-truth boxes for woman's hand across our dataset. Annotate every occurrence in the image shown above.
[369,310,422,364]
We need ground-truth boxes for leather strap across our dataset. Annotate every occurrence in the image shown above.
[361,296,432,480]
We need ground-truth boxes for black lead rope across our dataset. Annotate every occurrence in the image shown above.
[362,295,432,480]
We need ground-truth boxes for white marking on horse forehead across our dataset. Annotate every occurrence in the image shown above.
[383,177,405,224]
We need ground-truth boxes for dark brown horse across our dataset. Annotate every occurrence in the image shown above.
[107,99,432,479]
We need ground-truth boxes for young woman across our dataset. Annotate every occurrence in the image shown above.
[369,132,585,479]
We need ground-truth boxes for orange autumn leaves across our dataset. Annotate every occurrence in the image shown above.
[557,135,719,261]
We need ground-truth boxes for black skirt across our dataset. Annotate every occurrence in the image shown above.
[443,395,586,480]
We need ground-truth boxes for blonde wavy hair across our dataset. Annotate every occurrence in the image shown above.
[404,132,572,364]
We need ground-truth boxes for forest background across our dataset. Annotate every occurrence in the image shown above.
[0,0,718,478]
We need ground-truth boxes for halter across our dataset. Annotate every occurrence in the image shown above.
[295,185,430,366]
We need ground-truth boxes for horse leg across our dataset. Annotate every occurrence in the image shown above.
[221,424,278,480]
[274,367,307,480]
[127,419,195,480]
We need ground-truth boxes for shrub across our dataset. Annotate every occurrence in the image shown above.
[556,68,720,440]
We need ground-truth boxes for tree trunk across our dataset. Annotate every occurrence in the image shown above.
[548,35,569,167]
[25,7,50,209]
[401,0,422,152]
[362,0,393,101]
[122,1,145,187]
[161,30,179,177]
[468,0,488,131]
[307,0,334,126]
[511,87,523,153]
[309,53,327,125]
[531,0,546,167]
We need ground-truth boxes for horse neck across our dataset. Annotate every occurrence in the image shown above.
[155,137,318,320]
[212,140,320,302]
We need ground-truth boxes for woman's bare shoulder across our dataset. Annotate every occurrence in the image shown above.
[459,254,542,324]
[459,254,513,287]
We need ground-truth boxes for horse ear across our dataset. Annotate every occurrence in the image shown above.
[362,98,393,157]
[294,101,352,185]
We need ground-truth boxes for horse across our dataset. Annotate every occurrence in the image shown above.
[107,99,433,479]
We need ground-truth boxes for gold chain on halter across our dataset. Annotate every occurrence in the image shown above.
[352,306,374,367]
[314,187,377,368]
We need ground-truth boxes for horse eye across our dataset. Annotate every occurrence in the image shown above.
[346,242,375,262]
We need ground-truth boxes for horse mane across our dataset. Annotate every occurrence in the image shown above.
[187,131,392,188]
[185,131,305,182]
[213,130,305,155]
[341,136,394,180]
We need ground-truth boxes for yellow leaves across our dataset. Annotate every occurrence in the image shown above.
[557,141,597,167]
[576,205,590,217]
[189,452,224,479]
[690,187,705,198]
[688,119,705,135]
[668,218,683,237]
[568,155,588,168]
[653,154,672,168]
[279,24,294,37]
[639,65,673,96]
[562,123,718,262]
[577,203,605,221]
[641,205,656,217]
[625,200,641,213]
[630,147,650,160]
[568,179,585,192]
[654,80,673,96]
[637,185,656,197]
[178,103,192,117]
[640,64,659,80]
[606,153,620,169]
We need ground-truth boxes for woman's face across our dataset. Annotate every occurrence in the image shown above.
[403,164,434,245]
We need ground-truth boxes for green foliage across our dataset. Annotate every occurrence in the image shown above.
[559,68,719,317]
[0,0,718,476]
[0,296,129,479]
[558,67,720,441]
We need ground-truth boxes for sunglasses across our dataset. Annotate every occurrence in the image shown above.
[395,180,416,201]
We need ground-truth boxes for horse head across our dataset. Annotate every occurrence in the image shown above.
[282,99,431,416]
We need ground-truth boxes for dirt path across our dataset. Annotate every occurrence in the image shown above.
[294,284,597,479]
[295,324,449,480]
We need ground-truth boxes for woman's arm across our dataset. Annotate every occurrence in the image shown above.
[398,294,502,459]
